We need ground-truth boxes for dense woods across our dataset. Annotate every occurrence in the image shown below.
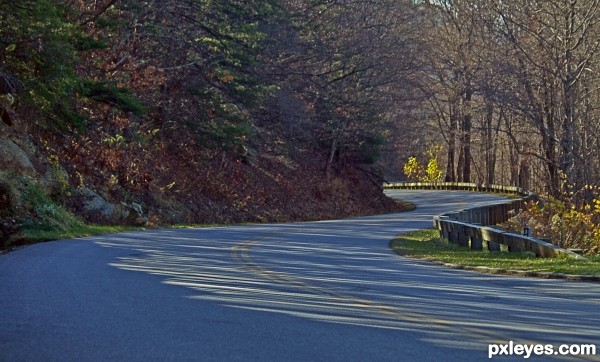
[1,0,599,247]
[410,0,600,203]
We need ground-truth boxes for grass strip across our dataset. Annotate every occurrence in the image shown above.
[19,223,142,245]
[390,229,600,276]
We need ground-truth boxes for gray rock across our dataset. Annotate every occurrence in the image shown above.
[41,166,70,196]
[124,202,148,226]
[0,138,37,177]
[76,188,147,226]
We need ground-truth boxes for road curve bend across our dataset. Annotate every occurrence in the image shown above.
[1,190,599,362]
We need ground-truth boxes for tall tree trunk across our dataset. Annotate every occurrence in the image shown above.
[325,136,338,181]
[542,115,560,197]
[459,87,473,182]
[485,101,496,185]
[561,76,576,189]
[445,105,458,182]
[518,159,530,189]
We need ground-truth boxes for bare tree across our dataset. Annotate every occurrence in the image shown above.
[486,0,600,197]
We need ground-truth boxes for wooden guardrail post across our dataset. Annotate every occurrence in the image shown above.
[487,240,501,252]
[449,224,459,244]
[469,225,483,251]
[457,226,469,247]
[481,227,501,251]
[435,216,450,239]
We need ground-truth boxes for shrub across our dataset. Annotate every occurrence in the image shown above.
[503,196,600,254]
[20,178,82,233]
[403,146,443,182]
[81,80,145,116]
[403,156,425,181]
[424,156,443,182]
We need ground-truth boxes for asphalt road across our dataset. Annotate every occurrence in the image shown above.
[1,190,599,362]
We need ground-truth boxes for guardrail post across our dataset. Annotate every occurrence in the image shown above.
[483,229,502,251]
[481,206,489,225]
[439,224,447,239]
[448,225,458,244]
[470,225,483,251]
[488,206,495,225]
[437,217,450,239]
[499,204,508,223]
[457,226,468,247]
[506,235,523,252]
[487,240,501,251]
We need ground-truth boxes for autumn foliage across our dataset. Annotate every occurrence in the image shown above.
[503,187,600,254]
[0,0,408,235]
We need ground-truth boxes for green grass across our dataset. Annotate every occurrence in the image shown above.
[395,200,417,212]
[390,229,600,276]
[6,177,144,247]
[20,223,142,244]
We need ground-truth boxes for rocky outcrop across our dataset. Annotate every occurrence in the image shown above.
[0,138,38,178]
[0,117,148,231]
[74,188,148,226]
[0,114,40,176]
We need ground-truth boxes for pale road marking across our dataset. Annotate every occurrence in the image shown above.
[231,234,593,362]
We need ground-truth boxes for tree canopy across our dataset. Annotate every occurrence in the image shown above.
[2,0,600,226]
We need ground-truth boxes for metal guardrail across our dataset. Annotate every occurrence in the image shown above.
[383,182,584,259]
[384,181,534,196]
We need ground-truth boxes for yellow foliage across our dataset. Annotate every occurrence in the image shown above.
[403,146,443,182]
[403,157,425,181]
[503,195,600,254]
[424,157,443,182]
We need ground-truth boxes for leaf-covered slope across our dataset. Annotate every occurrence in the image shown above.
[0,1,409,243]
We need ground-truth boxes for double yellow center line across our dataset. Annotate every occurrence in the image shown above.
[230,234,593,361]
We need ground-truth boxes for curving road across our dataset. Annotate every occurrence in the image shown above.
[1,190,599,361]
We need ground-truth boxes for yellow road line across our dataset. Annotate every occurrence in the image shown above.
[231,235,598,361]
